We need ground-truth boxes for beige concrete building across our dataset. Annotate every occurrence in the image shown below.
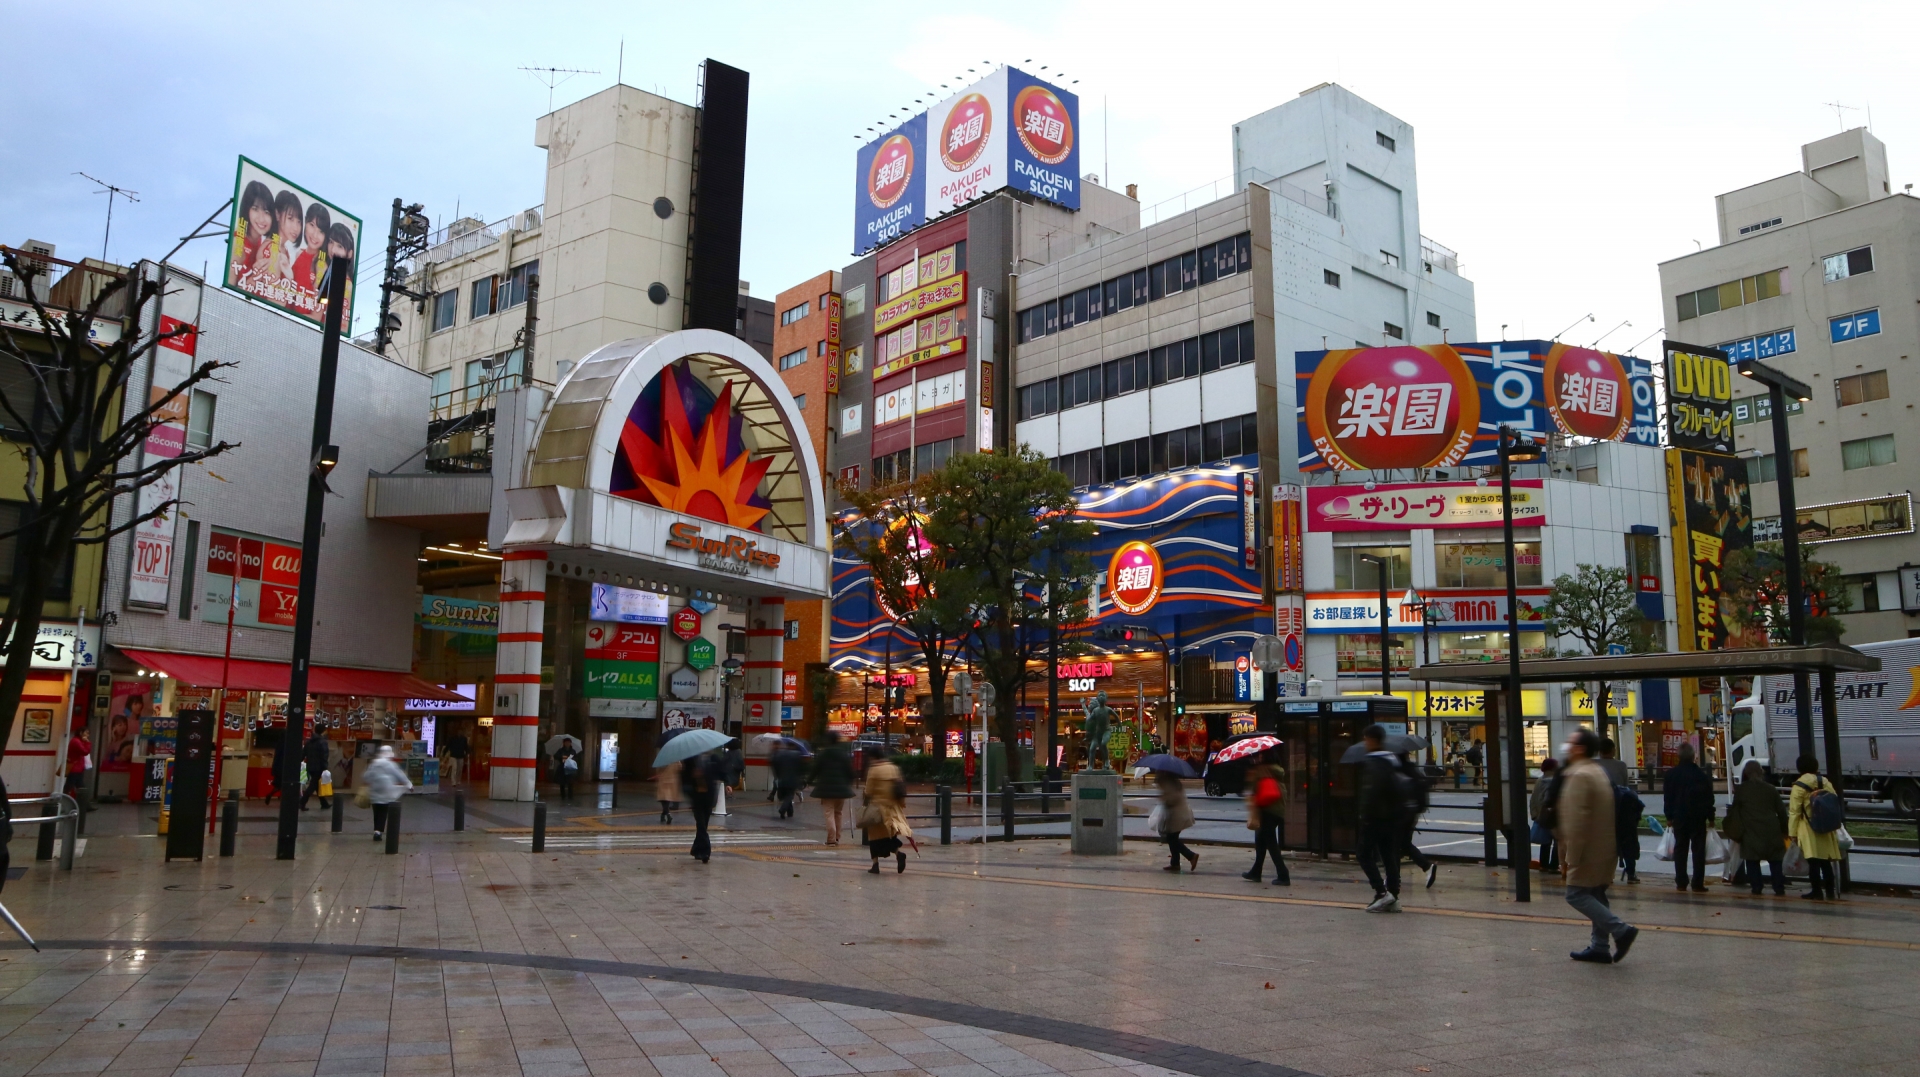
[1658,127,1920,642]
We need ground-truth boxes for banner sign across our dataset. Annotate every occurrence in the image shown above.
[1754,493,1912,545]
[202,526,301,631]
[1663,342,1735,453]
[586,623,661,664]
[1308,481,1546,531]
[224,156,360,328]
[405,684,477,712]
[1271,484,1303,591]
[583,659,658,700]
[853,66,1077,254]
[417,595,499,635]
[824,292,842,395]
[1307,590,1548,633]
[873,270,967,335]
[1239,472,1259,570]
[126,312,198,608]
[1667,448,1756,650]
[1295,340,1657,471]
[2,622,101,669]
[589,582,669,624]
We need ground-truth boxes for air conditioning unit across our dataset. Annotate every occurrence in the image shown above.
[518,209,542,231]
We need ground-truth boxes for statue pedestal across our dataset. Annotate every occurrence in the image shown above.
[1070,770,1123,855]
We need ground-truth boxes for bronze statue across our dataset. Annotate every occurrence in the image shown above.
[1081,690,1114,770]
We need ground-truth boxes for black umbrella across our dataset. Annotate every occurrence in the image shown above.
[1132,753,1199,778]
[1340,733,1428,763]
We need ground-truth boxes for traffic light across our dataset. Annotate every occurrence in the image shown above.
[1092,625,1136,642]
[1173,701,1186,716]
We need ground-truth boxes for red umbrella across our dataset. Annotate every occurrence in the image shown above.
[1210,735,1282,764]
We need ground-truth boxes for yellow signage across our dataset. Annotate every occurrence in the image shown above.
[874,337,965,381]
[1343,689,1546,719]
[1569,686,1636,718]
[873,270,967,334]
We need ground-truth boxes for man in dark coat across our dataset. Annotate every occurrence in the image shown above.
[680,752,725,863]
[299,734,331,810]
[1662,742,1716,892]
[1356,725,1407,912]
[770,747,805,819]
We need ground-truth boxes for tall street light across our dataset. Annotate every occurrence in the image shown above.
[1498,425,1544,902]
[1358,554,1392,697]
[1736,357,1816,758]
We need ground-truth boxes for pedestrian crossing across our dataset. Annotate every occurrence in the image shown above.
[498,832,822,850]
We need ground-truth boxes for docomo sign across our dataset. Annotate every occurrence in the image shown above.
[202,526,301,631]
[1107,541,1163,616]
[1308,481,1547,531]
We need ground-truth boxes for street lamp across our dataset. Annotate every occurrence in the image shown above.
[1498,425,1545,903]
[1358,554,1392,697]
[1737,357,1816,759]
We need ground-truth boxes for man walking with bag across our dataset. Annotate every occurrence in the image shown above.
[1662,743,1715,892]
[1356,725,1407,912]
[1557,729,1639,963]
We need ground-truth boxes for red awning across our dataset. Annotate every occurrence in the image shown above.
[116,649,466,700]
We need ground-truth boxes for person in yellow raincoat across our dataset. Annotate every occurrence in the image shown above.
[1788,755,1843,900]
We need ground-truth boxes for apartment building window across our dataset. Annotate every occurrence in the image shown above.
[1426,311,1441,328]
[1435,528,1542,587]
[1674,268,1785,320]
[1017,232,1251,344]
[778,348,807,370]
[873,448,910,486]
[1737,216,1782,235]
[1050,414,1258,487]
[1830,308,1881,343]
[1332,535,1410,591]
[185,390,217,452]
[1841,433,1895,470]
[1823,246,1873,282]
[792,394,807,412]
[1102,436,1152,483]
[843,285,866,317]
[1379,251,1400,269]
[471,275,498,319]
[914,436,962,475]
[1376,131,1396,151]
[1750,448,1809,483]
[430,368,452,403]
[1383,322,1404,340]
[431,289,457,333]
[1336,634,1413,674]
[1324,269,1341,288]
[1017,322,1256,420]
[817,340,827,356]
[780,301,811,326]
[1836,370,1889,406]
[500,261,539,309]
[1843,573,1883,613]
[464,358,490,403]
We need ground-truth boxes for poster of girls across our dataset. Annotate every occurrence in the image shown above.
[223,156,360,327]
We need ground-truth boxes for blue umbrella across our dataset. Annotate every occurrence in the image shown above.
[1132,753,1198,778]
[653,728,731,766]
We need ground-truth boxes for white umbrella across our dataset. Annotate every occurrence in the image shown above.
[544,734,581,755]
[653,728,731,767]
[0,902,37,951]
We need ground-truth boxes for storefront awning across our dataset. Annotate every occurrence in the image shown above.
[116,649,466,700]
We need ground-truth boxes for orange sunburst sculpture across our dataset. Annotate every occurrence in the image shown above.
[613,361,773,530]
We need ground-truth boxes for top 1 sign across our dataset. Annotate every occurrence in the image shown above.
[853,65,1079,254]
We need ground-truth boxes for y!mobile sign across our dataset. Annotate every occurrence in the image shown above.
[1295,340,1657,472]
[202,526,301,631]
[853,66,1079,254]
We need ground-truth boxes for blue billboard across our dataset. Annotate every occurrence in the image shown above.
[1005,67,1079,211]
[852,112,926,256]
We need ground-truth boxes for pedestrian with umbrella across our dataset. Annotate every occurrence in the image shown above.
[1139,754,1200,872]
[1213,735,1289,886]
[654,729,731,862]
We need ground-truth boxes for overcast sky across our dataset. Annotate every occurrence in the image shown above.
[5,0,1913,353]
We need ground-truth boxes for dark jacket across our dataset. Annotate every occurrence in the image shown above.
[303,735,329,772]
[771,749,805,792]
[811,745,856,800]
[445,733,470,759]
[680,753,724,810]
[1356,752,1406,823]
[1661,761,1714,829]
[1727,775,1788,861]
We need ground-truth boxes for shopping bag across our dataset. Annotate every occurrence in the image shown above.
[1647,816,1665,836]
[1782,841,1808,877]
[1528,819,1551,844]
[1836,826,1854,852]
[1147,805,1166,834]
[1704,829,1730,865]
[354,784,372,809]
[1653,828,1676,861]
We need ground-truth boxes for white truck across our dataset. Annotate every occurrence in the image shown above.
[1728,636,1920,814]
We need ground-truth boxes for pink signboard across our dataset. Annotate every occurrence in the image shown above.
[1306,481,1546,532]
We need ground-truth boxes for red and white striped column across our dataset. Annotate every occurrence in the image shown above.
[491,550,546,802]
[740,596,786,791]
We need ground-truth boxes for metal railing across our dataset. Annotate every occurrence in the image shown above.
[9,793,81,871]
[1137,169,1334,227]
[409,206,543,271]
[1420,236,1460,274]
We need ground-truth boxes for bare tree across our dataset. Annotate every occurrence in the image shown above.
[0,250,235,759]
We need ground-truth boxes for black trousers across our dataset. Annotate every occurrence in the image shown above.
[300,770,327,808]
[1401,820,1432,870]
[372,802,392,834]
[556,771,575,801]
[1807,856,1836,895]
[690,804,712,861]
[1745,858,1786,894]
[1166,831,1196,867]
[1673,823,1707,887]
[1359,818,1402,897]
[1249,820,1289,882]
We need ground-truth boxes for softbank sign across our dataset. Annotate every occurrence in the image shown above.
[852,65,1079,254]
[202,525,302,631]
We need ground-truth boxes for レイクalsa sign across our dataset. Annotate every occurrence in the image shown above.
[202,526,301,631]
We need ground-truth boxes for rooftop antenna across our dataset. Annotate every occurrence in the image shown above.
[1823,100,1859,131]
[617,40,623,86]
[520,66,600,114]
[74,171,139,263]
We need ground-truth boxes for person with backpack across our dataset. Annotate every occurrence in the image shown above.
[1529,757,1562,872]
[1661,742,1715,892]
[1788,755,1844,900]
[1396,746,1437,889]
[1356,725,1408,912]
[1241,749,1290,885]
[1556,729,1638,963]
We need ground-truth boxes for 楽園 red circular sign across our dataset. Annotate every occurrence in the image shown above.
[1545,344,1631,441]
[867,133,916,210]
[1108,541,1163,616]
[939,93,992,171]
[1013,85,1073,165]
[670,607,702,642]
[1302,345,1480,470]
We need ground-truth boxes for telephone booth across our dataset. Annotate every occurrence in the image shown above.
[1272,695,1410,857]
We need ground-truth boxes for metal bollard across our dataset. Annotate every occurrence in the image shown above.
[532,800,547,852]
[77,791,88,835]
[609,781,618,810]
[1481,796,1498,866]
[937,785,951,846]
[1001,781,1014,842]
[59,809,76,871]
[331,793,344,833]
[384,800,402,854]
[35,817,55,861]
[453,790,466,832]
[220,799,239,857]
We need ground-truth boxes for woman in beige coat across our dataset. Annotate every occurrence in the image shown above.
[1787,755,1843,900]
[862,747,914,874]
[654,759,682,824]
[1553,730,1638,963]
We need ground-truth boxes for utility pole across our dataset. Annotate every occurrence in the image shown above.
[374,199,430,355]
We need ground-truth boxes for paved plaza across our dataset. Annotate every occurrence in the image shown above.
[1,793,1916,1077]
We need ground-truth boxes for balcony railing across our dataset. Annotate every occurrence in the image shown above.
[1420,237,1460,275]
[407,205,543,273]
[1137,169,1335,228]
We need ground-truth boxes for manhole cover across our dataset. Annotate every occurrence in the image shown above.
[365,905,406,910]
[163,884,235,891]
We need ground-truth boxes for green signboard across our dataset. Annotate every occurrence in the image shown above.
[583,659,658,700]
[686,637,716,670]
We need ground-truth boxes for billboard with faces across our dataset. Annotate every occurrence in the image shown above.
[1294,339,1659,472]
[224,157,360,328]
[853,66,1079,254]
